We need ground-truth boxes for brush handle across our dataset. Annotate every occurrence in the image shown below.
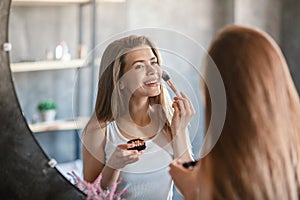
[166,80,181,97]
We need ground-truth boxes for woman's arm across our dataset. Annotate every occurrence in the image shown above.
[81,114,121,189]
[171,92,195,162]
[82,145,105,182]
[82,142,139,189]
[82,145,124,189]
[172,128,193,161]
[82,113,142,189]
[81,113,108,183]
[100,143,141,189]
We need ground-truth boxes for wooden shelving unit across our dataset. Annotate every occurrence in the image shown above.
[29,117,89,133]
[10,0,93,161]
[10,59,87,72]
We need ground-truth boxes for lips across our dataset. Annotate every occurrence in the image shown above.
[144,79,161,87]
[144,79,158,85]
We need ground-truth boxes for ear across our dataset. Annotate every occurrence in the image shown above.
[119,81,125,90]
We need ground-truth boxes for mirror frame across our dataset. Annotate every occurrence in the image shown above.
[0,0,85,198]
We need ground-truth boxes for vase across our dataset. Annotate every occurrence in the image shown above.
[40,110,56,122]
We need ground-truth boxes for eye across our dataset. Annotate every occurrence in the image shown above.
[134,64,144,70]
[151,61,158,66]
[151,61,159,66]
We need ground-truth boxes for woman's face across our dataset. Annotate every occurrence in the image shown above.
[120,45,162,98]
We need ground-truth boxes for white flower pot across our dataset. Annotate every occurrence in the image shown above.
[40,110,56,122]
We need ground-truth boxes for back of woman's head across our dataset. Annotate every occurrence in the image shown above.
[203,25,300,199]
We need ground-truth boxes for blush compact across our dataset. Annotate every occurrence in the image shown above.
[127,138,146,151]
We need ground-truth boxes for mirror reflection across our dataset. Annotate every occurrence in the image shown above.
[8,0,300,199]
[82,35,200,199]
[9,0,93,178]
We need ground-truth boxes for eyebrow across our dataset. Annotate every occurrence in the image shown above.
[131,57,157,66]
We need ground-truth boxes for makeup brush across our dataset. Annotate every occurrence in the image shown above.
[162,70,181,97]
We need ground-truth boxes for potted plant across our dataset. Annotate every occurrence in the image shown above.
[37,99,57,122]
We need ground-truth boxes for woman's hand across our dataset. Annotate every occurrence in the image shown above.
[169,159,200,199]
[171,92,195,135]
[106,143,143,170]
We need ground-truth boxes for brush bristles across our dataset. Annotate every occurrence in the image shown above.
[162,70,170,81]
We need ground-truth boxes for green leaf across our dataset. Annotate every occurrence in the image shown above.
[37,99,57,111]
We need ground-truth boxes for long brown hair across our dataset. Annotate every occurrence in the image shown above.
[95,35,172,124]
[203,25,300,199]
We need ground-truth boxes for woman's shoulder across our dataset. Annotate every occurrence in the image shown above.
[84,113,108,135]
[81,114,107,156]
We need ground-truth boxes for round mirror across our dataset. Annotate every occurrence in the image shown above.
[1,0,85,198]
[4,0,300,199]
[8,1,209,195]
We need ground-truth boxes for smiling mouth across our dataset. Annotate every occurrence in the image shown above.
[144,79,160,87]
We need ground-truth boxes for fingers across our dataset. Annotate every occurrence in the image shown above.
[124,154,140,164]
[173,92,195,117]
[108,144,143,169]
[174,97,186,116]
[171,92,195,133]
[172,102,180,118]
[169,159,197,178]
[117,143,134,150]
[169,159,186,177]
[180,92,195,115]
[121,149,141,166]
[118,143,142,151]
[170,159,183,167]
[115,143,143,160]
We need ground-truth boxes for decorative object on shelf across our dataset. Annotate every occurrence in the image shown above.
[3,42,12,52]
[68,171,127,200]
[37,99,57,122]
[55,40,71,61]
[45,48,54,60]
[78,44,88,59]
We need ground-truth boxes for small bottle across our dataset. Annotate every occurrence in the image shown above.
[78,44,87,59]
[55,41,71,61]
[61,41,71,61]
[31,114,38,124]
[55,43,63,60]
[45,48,54,60]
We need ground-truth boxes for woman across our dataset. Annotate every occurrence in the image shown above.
[169,25,300,199]
[82,35,195,199]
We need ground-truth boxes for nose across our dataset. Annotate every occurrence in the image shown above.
[146,64,157,76]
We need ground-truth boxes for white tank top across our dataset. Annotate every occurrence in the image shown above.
[104,121,174,200]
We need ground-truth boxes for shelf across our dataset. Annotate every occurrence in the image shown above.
[10,59,87,72]
[12,0,125,5]
[29,117,89,133]
[12,0,90,5]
